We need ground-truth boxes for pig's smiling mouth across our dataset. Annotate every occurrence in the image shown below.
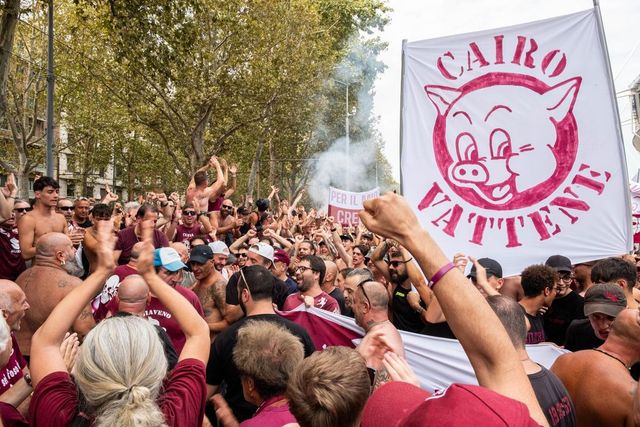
[473,181,514,205]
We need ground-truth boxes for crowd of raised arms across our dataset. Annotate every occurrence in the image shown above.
[0,155,640,427]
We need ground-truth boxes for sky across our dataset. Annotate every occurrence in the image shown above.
[373,0,640,181]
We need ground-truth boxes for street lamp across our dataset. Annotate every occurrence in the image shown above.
[333,79,355,190]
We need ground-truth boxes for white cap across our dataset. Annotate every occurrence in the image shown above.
[208,241,230,257]
[249,242,274,264]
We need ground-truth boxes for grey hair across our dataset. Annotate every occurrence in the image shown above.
[74,316,169,427]
[0,314,9,354]
[346,268,373,283]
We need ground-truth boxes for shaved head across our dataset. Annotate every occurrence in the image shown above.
[609,309,640,348]
[130,242,146,260]
[360,281,389,311]
[324,260,338,286]
[35,233,72,259]
[117,275,149,316]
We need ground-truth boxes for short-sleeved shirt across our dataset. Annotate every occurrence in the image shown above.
[206,313,315,422]
[173,223,205,244]
[544,292,584,346]
[115,227,169,265]
[240,395,297,427]
[564,319,603,352]
[282,291,340,313]
[0,334,26,394]
[29,359,207,427]
[105,286,204,354]
[528,365,576,427]
[0,227,26,281]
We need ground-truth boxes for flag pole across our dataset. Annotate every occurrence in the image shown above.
[593,0,634,251]
[399,39,407,195]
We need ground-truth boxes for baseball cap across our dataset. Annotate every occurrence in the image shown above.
[545,255,572,273]
[468,258,503,279]
[340,234,354,242]
[209,241,230,257]
[153,248,187,272]
[189,244,214,264]
[273,249,290,265]
[584,283,626,317]
[361,382,538,427]
[249,242,274,264]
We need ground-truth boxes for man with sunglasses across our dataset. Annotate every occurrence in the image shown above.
[543,255,584,346]
[386,251,427,333]
[55,198,74,223]
[167,202,213,246]
[210,199,241,245]
[18,176,67,261]
[282,255,339,313]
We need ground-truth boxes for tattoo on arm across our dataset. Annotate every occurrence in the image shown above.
[79,310,92,320]
[212,279,227,316]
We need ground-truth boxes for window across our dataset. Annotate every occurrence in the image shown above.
[67,182,76,198]
[66,154,78,173]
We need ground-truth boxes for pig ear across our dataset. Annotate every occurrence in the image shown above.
[544,77,581,122]
[424,85,462,116]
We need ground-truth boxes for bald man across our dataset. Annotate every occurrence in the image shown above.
[0,280,32,414]
[551,308,640,426]
[112,275,178,369]
[323,259,347,314]
[352,280,404,389]
[210,199,241,242]
[14,233,95,357]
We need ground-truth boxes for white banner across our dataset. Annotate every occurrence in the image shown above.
[328,187,379,225]
[401,9,631,276]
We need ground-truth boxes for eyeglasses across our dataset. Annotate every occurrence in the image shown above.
[235,252,248,258]
[296,265,315,273]
[559,274,573,282]
[58,206,74,211]
[183,211,197,216]
[13,207,32,213]
[356,278,373,307]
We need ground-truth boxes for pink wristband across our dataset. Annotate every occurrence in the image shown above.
[429,262,456,289]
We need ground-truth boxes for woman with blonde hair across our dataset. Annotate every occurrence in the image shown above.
[28,221,210,426]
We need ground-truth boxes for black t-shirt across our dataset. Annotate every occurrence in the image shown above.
[528,365,576,427]
[391,284,425,333]
[420,320,456,340]
[564,319,603,352]
[520,305,546,344]
[225,271,289,310]
[206,313,315,422]
[329,287,347,315]
[544,291,584,346]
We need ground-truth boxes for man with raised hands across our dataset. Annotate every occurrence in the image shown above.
[358,192,548,426]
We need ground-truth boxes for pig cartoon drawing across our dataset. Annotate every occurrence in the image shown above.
[425,72,581,210]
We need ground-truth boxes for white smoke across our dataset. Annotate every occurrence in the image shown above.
[307,137,379,209]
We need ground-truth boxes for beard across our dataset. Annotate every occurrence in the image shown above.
[63,256,84,277]
[298,277,313,293]
[390,270,409,285]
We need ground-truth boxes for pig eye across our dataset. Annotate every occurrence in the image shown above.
[455,133,478,162]
[490,129,511,159]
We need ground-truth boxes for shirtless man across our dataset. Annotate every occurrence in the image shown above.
[210,199,241,242]
[189,244,227,338]
[551,307,640,426]
[14,232,95,356]
[185,156,225,213]
[17,176,67,260]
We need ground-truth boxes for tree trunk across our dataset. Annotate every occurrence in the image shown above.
[246,139,265,201]
[0,0,20,127]
[268,137,276,188]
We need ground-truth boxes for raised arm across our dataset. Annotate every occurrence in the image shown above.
[206,157,226,201]
[359,193,547,427]
[137,221,210,363]
[29,221,115,385]
[370,240,392,281]
[224,163,238,199]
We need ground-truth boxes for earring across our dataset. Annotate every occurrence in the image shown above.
[60,259,66,266]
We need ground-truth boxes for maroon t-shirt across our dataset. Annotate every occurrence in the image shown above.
[105,286,204,354]
[0,334,26,394]
[29,359,207,427]
[208,196,224,212]
[91,265,137,322]
[282,291,340,314]
[0,227,26,281]
[174,223,205,245]
[0,401,27,426]
[115,227,169,265]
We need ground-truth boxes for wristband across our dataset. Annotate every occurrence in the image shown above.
[429,262,456,289]
[160,201,168,207]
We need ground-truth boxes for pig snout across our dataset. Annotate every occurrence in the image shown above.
[451,161,488,184]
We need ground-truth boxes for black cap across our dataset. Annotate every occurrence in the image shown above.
[545,255,572,273]
[189,244,213,264]
[584,283,626,317]
[468,258,503,279]
[340,234,354,242]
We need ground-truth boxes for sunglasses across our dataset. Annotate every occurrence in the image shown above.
[356,278,373,307]
[183,211,197,216]
[234,252,248,258]
[221,205,233,209]
[14,207,32,213]
[387,259,410,268]
[58,206,74,211]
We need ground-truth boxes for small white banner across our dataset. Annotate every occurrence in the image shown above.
[328,187,379,225]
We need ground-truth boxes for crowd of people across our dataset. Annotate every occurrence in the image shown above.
[0,156,639,426]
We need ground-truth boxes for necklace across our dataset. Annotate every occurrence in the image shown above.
[592,348,629,370]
